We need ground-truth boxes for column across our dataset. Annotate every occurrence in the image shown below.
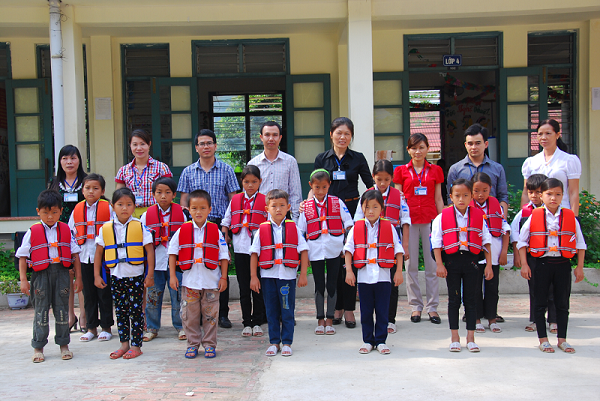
[588,19,600,195]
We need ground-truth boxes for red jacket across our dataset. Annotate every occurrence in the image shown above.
[29,222,72,271]
[177,221,221,270]
[304,196,344,240]
[258,220,300,269]
[441,207,484,255]
[352,218,395,268]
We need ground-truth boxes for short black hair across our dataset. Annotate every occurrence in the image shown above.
[360,189,384,209]
[372,159,394,176]
[194,129,217,146]
[189,189,211,207]
[152,177,177,194]
[471,172,492,187]
[526,174,548,191]
[464,123,488,141]
[83,173,106,190]
[260,121,282,136]
[541,178,563,193]
[37,189,62,210]
[450,178,473,194]
[266,189,289,204]
[112,187,136,205]
[241,165,261,181]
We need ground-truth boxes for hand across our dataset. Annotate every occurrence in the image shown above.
[484,265,493,280]
[74,278,83,294]
[144,276,154,288]
[218,278,228,292]
[403,250,410,261]
[499,254,508,266]
[299,200,306,214]
[513,253,522,268]
[222,229,231,244]
[169,275,179,291]
[436,264,447,278]
[521,265,531,280]
[95,275,107,289]
[345,269,356,286]
[250,276,261,293]
[298,274,308,288]
[574,267,584,283]
[393,270,404,286]
[20,280,30,296]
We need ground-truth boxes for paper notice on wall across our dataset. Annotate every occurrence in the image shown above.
[95,97,112,120]
[593,88,600,111]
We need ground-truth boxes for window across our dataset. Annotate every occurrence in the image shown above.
[194,40,288,75]
[37,45,51,78]
[410,90,441,162]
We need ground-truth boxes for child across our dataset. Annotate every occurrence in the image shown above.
[355,159,410,334]
[432,178,493,352]
[141,177,187,341]
[471,172,510,334]
[68,174,114,342]
[168,190,230,359]
[222,166,268,337]
[250,189,309,357]
[94,188,155,359]
[298,169,354,335]
[517,178,586,353]
[17,189,83,363]
[344,190,404,355]
[511,174,557,333]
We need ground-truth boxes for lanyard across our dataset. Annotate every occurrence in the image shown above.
[410,165,428,187]
[133,166,147,189]
[335,155,345,171]
[65,177,77,190]
[467,163,484,178]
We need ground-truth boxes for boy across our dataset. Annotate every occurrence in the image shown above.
[141,177,187,341]
[17,189,83,363]
[250,189,309,357]
[168,190,229,359]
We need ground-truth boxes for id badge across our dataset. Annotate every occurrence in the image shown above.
[414,186,428,196]
[135,193,144,206]
[64,192,78,202]
[333,170,346,181]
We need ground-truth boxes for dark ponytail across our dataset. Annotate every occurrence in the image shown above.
[538,119,568,153]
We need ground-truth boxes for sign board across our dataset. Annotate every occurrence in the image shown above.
[443,55,462,67]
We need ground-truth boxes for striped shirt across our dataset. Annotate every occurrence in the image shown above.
[115,156,172,207]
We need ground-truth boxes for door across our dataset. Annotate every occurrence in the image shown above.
[6,79,53,216]
[499,67,546,187]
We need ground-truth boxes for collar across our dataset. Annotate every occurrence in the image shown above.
[85,199,100,208]
[244,191,257,201]
[41,221,58,230]
[195,158,218,171]
[365,217,380,229]
[544,206,562,217]
[407,159,431,169]
[380,187,390,197]
[192,219,208,231]
[114,216,135,226]
[130,156,155,169]
[528,201,541,209]
[454,205,469,218]
[324,147,355,160]
[314,195,327,206]
[269,216,286,228]
[159,205,172,214]
[464,154,490,167]
[474,200,487,209]
[258,150,284,163]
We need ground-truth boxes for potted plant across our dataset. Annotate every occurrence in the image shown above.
[0,279,29,309]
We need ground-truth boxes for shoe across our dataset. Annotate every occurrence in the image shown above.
[242,326,253,337]
[410,313,421,323]
[219,316,232,328]
[387,322,397,334]
[332,317,343,325]
[428,313,441,324]
[69,317,79,333]
[495,314,504,323]
[345,320,356,329]
[252,325,264,337]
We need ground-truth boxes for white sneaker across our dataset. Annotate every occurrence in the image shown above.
[252,325,264,337]
[242,326,253,337]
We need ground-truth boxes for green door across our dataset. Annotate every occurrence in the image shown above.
[150,77,198,183]
[499,67,546,188]
[6,79,53,216]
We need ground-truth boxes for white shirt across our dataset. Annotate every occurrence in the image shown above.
[517,206,586,257]
[140,206,171,272]
[297,196,354,261]
[430,206,492,251]
[249,217,309,280]
[168,220,230,290]
[68,200,114,264]
[95,217,153,279]
[510,202,540,244]
[353,187,411,227]
[343,218,404,284]
[221,191,259,256]
[16,221,81,259]
[522,148,581,208]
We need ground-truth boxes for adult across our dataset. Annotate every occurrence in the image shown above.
[393,134,444,324]
[115,129,172,218]
[520,119,580,214]
[48,145,87,334]
[248,121,302,221]
[313,117,374,328]
[177,129,240,328]
[447,124,509,214]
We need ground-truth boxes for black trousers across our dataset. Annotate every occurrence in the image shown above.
[534,257,572,339]
[336,199,360,313]
[388,264,399,323]
[81,262,114,330]
[527,254,557,323]
[312,258,340,319]
[235,253,266,327]
[476,264,500,320]
[445,252,480,331]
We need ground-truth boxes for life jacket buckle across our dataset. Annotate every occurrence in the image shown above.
[321,229,328,234]
[50,242,58,248]
[162,222,169,227]
[483,214,487,220]
[52,257,60,263]
[194,258,203,264]
[242,222,249,228]
[319,216,326,221]
[460,241,468,247]
[243,209,251,215]
[460,227,468,232]
[195,243,203,248]
[274,259,283,264]
[368,258,376,264]
[86,221,94,226]
[549,231,558,237]
[549,246,558,252]
[369,243,377,249]
[161,236,169,242]
[86,234,94,239]
[275,243,284,249]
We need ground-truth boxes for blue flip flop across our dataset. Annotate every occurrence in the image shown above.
[185,346,198,359]
[204,346,216,358]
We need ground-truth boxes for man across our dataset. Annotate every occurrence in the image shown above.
[178,129,240,328]
[248,121,302,221]
[447,123,509,214]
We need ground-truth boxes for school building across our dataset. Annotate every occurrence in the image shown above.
[1,0,599,232]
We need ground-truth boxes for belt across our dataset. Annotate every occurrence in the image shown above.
[345,197,360,202]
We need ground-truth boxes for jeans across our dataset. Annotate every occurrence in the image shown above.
[262,278,296,345]
[358,282,391,346]
[445,252,480,331]
[145,270,183,333]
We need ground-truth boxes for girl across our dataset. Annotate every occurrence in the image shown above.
[393,134,444,325]
[94,188,155,359]
[344,190,404,354]
[355,160,410,333]
[471,172,510,333]
[298,169,354,335]
[222,166,268,337]
[432,178,493,352]
[518,178,586,353]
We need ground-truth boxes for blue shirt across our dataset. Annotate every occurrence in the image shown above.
[177,159,240,221]
[446,154,508,204]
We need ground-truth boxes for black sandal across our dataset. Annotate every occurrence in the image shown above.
[332,317,343,325]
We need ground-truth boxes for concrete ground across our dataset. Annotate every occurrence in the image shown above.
[1,294,599,401]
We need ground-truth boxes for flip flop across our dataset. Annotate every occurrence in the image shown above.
[142,332,157,342]
[61,350,73,360]
[359,343,373,354]
[79,332,96,342]
[558,342,575,353]
[549,323,558,334]
[539,341,555,353]
[252,325,263,337]
[98,331,112,341]
[376,344,390,355]
[204,346,216,358]
[178,330,187,340]
[475,324,486,333]
[314,325,325,335]
[387,322,397,334]
[467,342,480,352]
[32,352,45,363]
[109,349,127,359]
[281,345,293,357]
[325,326,336,335]
[449,342,461,352]
[242,326,253,337]
[488,323,502,333]
[185,347,198,359]
[525,322,537,332]
[123,349,143,359]
[265,344,279,357]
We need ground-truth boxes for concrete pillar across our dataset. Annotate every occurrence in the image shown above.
[503,26,528,68]
[588,19,600,196]
[8,38,37,79]
[170,37,192,77]
[338,25,349,117]
[61,4,87,165]
[347,0,374,169]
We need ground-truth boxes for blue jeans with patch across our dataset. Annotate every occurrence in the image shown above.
[145,270,183,333]
[262,278,296,345]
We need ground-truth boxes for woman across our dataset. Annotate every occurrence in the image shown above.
[393,134,444,324]
[520,119,581,214]
[48,145,88,333]
[313,117,374,328]
[115,129,172,218]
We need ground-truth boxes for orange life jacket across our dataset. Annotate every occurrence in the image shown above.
[528,207,577,258]
[366,187,403,227]
[352,218,396,268]
[72,200,111,245]
[441,207,484,255]
[305,196,345,240]
[258,220,300,269]
[29,222,72,271]
[177,221,221,270]
[229,193,267,236]
[470,196,503,237]
[145,203,186,247]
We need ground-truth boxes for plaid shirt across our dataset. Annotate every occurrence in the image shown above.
[177,158,240,221]
[115,156,172,207]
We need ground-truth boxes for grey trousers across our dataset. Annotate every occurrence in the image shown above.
[30,263,71,349]
[405,223,439,313]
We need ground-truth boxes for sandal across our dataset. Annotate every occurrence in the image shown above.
[314,325,325,335]
[467,342,480,352]
[265,344,279,357]
[525,322,537,332]
[185,347,199,359]
[98,331,112,341]
[557,342,575,353]
[61,350,73,360]
[178,330,187,340]
[376,344,390,355]
[325,326,336,335]
[387,322,397,334]
[281,345,293,357]
[142,332,157,342]
[449,342,461,352]
[359,343,373,354]
[79,332,96,342]
[204,346,216,358]
[549,323,558,334]
[69,317,79,333]
[475,323,486,333]
[123,349,143,359]
[252,325,263,337]
[32,352,45,363]
[488,323,502,333]
[109,349,127,359]
[495,315,505,323]
[242,326,253,337]
[539,342,555,353]
[332,317,343,325]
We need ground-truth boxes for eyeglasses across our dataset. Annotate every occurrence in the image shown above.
[197,141,215,147]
